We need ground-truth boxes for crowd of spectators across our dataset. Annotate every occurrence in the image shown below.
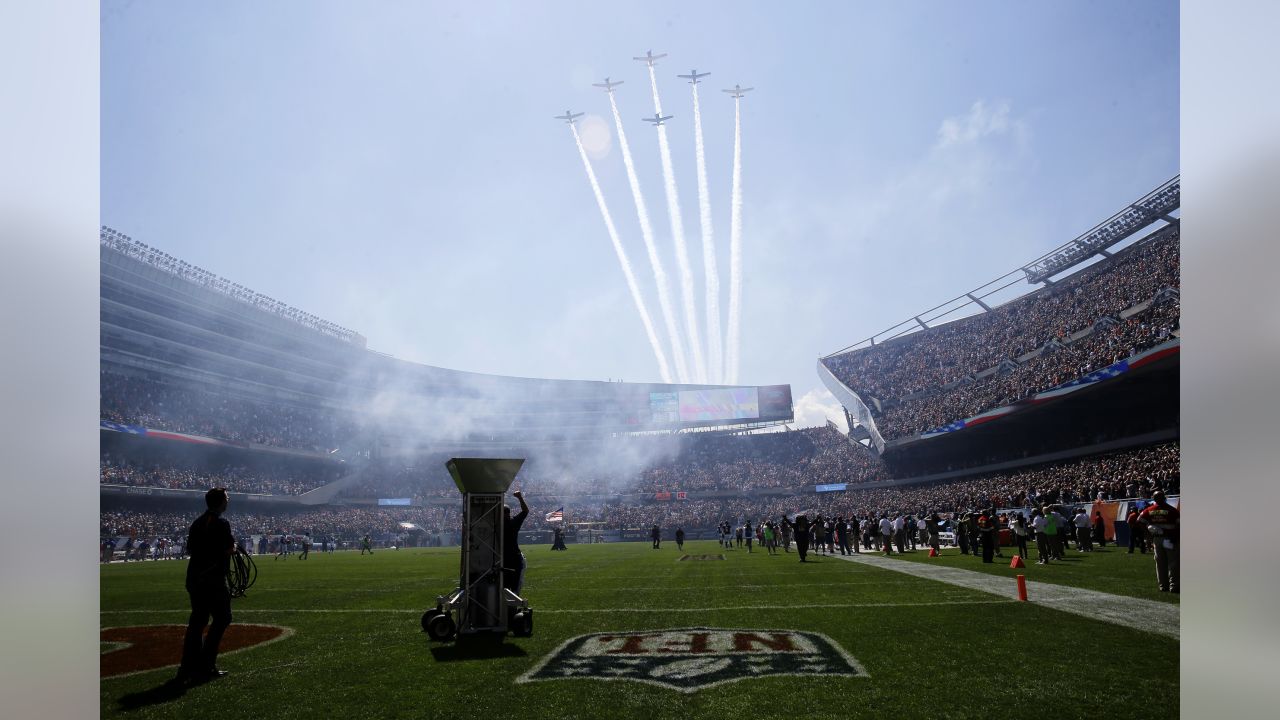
[101,452,342,496]
[822,231,1180,404]
[635,425,887,492]
[875,298,1180,438]
[100,505,460,546]
[514,442,1179,531]
[101,370,358,452]
[100,441,1178,543]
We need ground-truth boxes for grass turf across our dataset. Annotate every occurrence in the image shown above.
[101,541,1178,719]
[856,542,1180,604]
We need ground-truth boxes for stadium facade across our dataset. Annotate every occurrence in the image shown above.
[100,226,793,509]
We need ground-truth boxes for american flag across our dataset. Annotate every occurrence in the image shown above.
[545,507,564,523]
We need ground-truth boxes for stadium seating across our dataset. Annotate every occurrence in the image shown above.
[822,230,1179,439]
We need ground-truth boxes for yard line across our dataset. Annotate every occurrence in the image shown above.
[832,553,1179,638]
[101,598,1012,616]
[528,579,921,591]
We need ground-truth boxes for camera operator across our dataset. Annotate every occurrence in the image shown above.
[503,491,530,593]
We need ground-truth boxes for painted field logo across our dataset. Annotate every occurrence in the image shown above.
[100,624,293,679]
[517,627,868,692]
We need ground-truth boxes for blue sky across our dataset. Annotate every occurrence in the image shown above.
[101,0,1179,427]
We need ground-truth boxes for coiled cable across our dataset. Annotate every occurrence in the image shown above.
[227,548,258,598]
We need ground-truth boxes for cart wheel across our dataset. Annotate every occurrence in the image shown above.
[426,612,456,641]
[421,608,441,633]
[513,609,533,637]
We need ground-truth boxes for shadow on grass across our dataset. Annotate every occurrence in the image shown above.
[115,677,190,712]
[429,635,529,662]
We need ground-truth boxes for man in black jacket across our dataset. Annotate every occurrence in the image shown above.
[176,488,235,683]
[504,491,530,593]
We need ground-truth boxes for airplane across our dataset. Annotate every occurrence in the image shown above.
[677,70,711,85]
[592,77,625,93]
[722,84,754,99]
[632,50,667,66]
[642,113,674,126]
[554,110,584,124]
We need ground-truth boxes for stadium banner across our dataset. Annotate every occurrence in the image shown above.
[100,420,146,435]
[378,498,412,506]
[919,339,1180,439]
[816,360,886,453]
[815,483,847,493]
[1089,501,1126,541]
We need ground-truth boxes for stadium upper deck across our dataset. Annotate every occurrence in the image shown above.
[819,179,1180,449]
[100,228,793,454]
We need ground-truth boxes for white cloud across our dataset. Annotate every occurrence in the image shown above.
[791,387,848,432]
[935,100,1016,149]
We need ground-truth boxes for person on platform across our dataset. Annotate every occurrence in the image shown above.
[504,491,530,592]
[176,488,235,684]
[1138,491,1179,593]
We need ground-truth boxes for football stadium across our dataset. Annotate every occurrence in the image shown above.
[98,172,1180,716]
[96,3,1181,719]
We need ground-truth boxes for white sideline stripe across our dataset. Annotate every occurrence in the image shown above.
[533,580,920,591]
[100,599,1012,616]
[832,553,1179,639]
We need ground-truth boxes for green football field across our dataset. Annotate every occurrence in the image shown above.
[100,541,1178,719]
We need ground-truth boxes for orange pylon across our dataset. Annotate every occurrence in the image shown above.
[928,548,938,557]
[1010,555,1025,569]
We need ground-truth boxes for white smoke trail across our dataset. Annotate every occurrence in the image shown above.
[648,65,706,383]
[691,82,722,384]
[569,123,673,383]
[607,91,691,384]
[726,98,744,384]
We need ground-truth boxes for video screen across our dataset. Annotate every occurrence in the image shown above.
[649,391,679,423]
[757,384,794,420]
[678,388,760,422]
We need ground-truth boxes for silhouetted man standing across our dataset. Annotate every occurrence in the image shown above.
[177,488,235,683]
